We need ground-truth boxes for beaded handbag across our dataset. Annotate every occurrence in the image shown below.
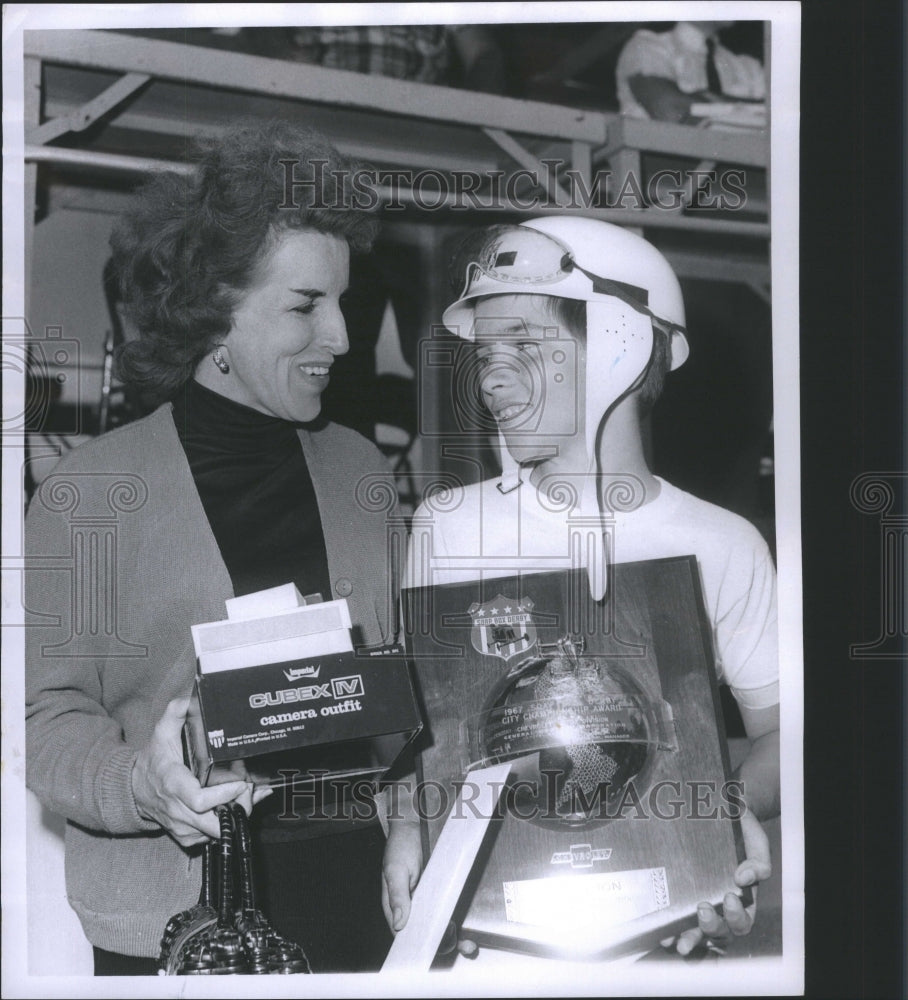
[158,802,310,975]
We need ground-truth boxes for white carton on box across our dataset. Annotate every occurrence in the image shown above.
[224,582,304,621]
[191,595,353,673]
[197,627,354,673]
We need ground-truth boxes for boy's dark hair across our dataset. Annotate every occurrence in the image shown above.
[543,297,672,411]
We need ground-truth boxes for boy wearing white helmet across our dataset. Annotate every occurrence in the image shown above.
[383,217,779,958]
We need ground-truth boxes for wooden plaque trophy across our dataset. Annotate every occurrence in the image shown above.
[400,557,749,962]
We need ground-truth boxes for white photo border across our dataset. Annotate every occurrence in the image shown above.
[2,3,803,996]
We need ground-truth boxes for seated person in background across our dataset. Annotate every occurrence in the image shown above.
[615,20,766,122]
[384,217,779,959]
[286,23,505,92]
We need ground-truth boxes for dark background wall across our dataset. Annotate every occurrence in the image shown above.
[799,4,906,999]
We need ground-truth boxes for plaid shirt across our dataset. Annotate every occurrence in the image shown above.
[290,25,451,83]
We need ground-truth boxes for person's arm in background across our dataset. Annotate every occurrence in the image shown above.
[627,74,721,123]
[615,26,722,122]
[667,700,777,955]
[721,539,782,825]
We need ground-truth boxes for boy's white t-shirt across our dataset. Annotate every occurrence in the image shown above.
[406,476,778,711]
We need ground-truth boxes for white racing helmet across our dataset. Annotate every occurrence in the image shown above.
[442,217,688,488]
[444,216,687,362]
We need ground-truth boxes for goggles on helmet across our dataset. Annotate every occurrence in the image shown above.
[448,224,684,335]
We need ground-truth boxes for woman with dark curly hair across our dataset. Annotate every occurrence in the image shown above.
[25,119,399,975]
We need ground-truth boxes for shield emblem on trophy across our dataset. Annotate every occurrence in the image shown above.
[469,596,537,662]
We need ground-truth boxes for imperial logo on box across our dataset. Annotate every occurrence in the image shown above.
[283,664,320,681]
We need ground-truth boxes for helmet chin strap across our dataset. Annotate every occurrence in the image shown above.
[495,426,523,493]
[585,302,655,601]
[495,301,655,599]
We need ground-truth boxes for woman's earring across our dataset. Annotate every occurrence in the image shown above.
[212,346,230,375]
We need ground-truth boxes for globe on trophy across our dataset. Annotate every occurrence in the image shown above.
[473,636,668,829]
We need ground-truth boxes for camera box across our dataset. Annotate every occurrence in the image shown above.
[183,587,422,787]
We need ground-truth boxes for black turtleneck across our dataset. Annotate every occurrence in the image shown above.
[170,379,332,604]
[170,383,382,904]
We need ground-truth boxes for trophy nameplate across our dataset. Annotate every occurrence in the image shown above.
[403,556,749,961]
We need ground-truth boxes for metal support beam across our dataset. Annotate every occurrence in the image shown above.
[25,30,608,143]
[600,113,768,167]
[28,72,151,145]
[678,159,718,209]
[41,96,503,175]
[482,127,572,208]
[662,247,771,287]
[24,144,770,239]
[23,56,41,320]
[570,140,593,189]
[27,144,191,176]
[606,145,643,215]
[532,139,594,184]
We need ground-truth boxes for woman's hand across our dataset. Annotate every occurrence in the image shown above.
[381,818,423,933]
[224,758,274,817]
[131,695,259,847]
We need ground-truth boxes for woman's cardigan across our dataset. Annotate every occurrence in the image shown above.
[25,404,401,957]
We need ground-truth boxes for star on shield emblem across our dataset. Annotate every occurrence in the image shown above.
[468,596,537,662]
